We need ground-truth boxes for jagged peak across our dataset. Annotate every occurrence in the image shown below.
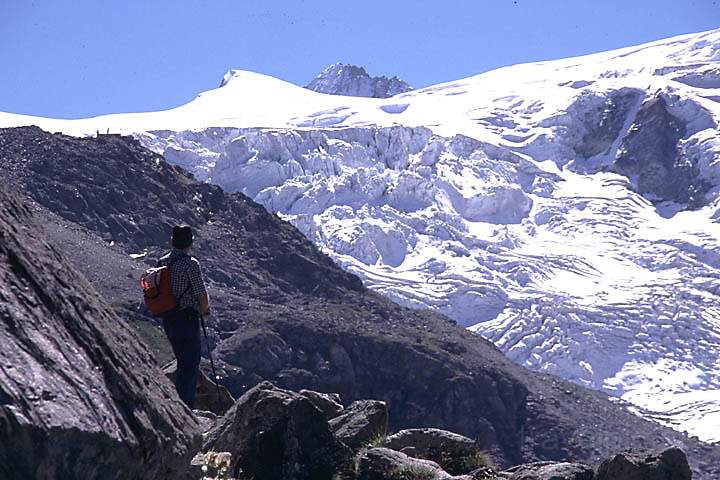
[305,62,413,98]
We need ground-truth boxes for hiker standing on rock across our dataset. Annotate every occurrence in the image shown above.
[142,225,210,409]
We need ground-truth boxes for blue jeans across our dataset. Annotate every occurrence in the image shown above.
[162,308,201,409]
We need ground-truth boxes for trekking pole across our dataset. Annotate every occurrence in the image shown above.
[200,313,223,407]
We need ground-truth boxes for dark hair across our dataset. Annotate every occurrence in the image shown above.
[172,225,194,249]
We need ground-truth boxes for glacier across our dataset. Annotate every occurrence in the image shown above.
[2,28,720,443]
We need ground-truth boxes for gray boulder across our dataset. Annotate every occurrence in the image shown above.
[203,381,351,480]
[596,446,691,480]
[0,185,200,480]
[329,399,388,450]
[502,461,594,480]
[384,428,489,475]
[299,389,344,419]
[357,447,451,480]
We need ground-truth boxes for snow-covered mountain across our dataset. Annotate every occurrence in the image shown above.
[3,29,720,443]
[305,63,413,98]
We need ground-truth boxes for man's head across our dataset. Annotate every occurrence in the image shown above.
[171,225,194,250]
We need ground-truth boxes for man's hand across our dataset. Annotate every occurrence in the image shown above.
[198,293,210,316]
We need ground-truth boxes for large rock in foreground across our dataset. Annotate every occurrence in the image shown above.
[0,186,200,480]
[203,381,351,480]
[596,446,692,480]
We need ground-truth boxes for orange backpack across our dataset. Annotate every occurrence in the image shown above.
[140,256,189,316]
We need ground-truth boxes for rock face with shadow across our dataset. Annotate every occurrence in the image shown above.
[1,126,720,478]
[614,96,709,206]
[0,184,200,480]
[573,89,642,160]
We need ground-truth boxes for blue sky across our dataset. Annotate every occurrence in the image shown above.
[2,0,718,119]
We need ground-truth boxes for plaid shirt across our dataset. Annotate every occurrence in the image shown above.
[158,249,207,310]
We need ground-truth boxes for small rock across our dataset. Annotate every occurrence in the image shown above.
[299,389,344,419]
[329,399,388,450]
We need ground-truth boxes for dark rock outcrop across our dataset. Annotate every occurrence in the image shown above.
[0,185,200,480]
[614,96,708,206]
[2,127,720,479]
[573,89,642,159]
[595,446,692,480]
[306,63,413,98]
[300,389,344,419]
[163,360,235,415]
[329,400,388,450]
[384,428,486,475]
[203,381,351,480]
[502,461,594,480]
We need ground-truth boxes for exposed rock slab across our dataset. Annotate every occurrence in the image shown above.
[0,185,200,480]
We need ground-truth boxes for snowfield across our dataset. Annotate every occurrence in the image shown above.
[3,29,720,442]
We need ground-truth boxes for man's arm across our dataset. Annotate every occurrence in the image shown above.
[188,258,210,315]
